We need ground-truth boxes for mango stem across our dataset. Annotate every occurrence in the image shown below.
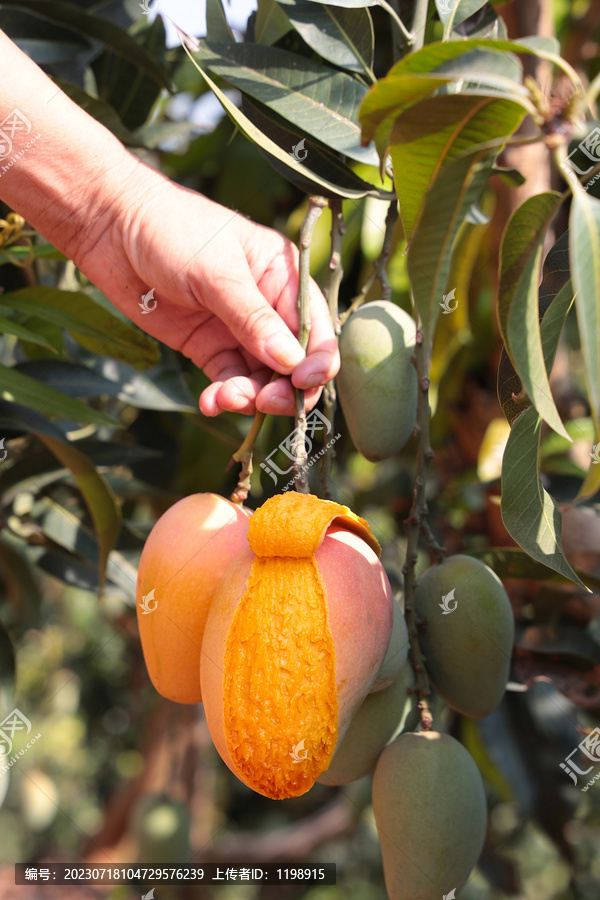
[340,200,398,326]
[320,198,344,500]
[294,196,328,493]
[403,324,445,730]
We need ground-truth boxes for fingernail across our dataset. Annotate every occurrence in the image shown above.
[264,333,304,370]
[304,371,327,388]
[262,394,290,415]
[230,393,251,411]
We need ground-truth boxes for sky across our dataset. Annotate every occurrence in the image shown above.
[142,0,258,46]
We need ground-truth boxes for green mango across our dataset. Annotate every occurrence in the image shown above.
[318,661,419,787]
[337,300,417,462]
[372,731,487,899]
[371,597,409,692]
[415,555,514,718]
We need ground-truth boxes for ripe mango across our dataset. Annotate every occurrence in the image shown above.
[200,492,393,799]
[415,555,514,718]
[372,731,487,899]
[337,300,417,462]
[318,660,418,786]
[371,597,409,692]
[136,493,251,704]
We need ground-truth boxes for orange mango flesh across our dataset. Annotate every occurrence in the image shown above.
[224,556,337,799]
[205,492,386,799]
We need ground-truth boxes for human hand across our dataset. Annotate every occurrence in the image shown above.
[73,167,340,417]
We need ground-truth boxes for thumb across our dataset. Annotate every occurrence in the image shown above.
[199,254,304,373]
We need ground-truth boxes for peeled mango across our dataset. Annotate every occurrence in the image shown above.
[318,660,418,786]
[415,555,514,718]
[372,731,487,899]
[337,300,417,462]
[201,492,393,800]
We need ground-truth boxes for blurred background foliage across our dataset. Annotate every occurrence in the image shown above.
[1,0,600,898]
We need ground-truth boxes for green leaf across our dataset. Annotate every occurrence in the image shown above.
[91,13,169,131]
[407,148,495,345]
[242,97,391,199]
[0,287,160,370]
[570,191,600,433]
[36,435,121,589]
[0,243,66,266]
[11,361,120,398]
[54,79,140,146]
[255,0,292,45]
[501,407,587,590]
[498,192,568,440]
[283,0,374,77]
[0,316,57,351]
[436,0,488,29]
[89,357,198,413]
[31,498,136,601]
[0,7,91,63]
[207,0,235,42]
[389,94,526,240]
[191,39,377,164]
[181,37,384,199]
[0,365,120,429]
[0,0,171,88]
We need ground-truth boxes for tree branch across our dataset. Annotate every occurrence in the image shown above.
[320,198,344,500]
[340,200,398,326]
[294,196,328,493]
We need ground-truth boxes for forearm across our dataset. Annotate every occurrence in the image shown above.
[0,29,144,260]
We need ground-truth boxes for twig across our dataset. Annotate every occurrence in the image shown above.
[340,200,398,326]
[229,373,279,505]
[293,196,328,493]
[410,0,429,54]
[320,199,345,500]
[402,325,442,731]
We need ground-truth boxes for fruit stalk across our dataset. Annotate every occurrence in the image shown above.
[340,200,398,326]
[320,198,344,500]
[402,325,439,730]
[294,196,328,493]
[229,373,280,505]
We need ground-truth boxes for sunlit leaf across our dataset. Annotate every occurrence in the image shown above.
[191,39,378,164]
[498,192,568,440]
[181,38,385,199]
[407,148,495,345]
